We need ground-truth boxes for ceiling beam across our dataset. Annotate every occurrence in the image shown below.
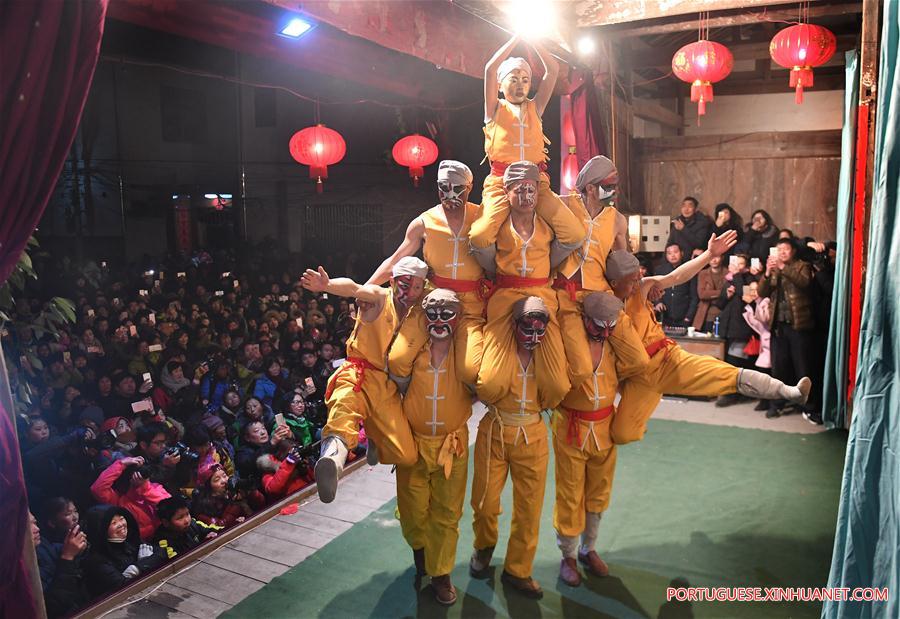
[575,0,799,27]
[633,98,683,129]
[601,2,862,38]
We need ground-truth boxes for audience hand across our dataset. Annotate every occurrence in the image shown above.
[60,525,88,561]
[137,544,154,560]
[673,218,685,231]
[122,565,140,580]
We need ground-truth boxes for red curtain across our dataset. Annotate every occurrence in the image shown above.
[0,1,107,616]
[568,69,607,170]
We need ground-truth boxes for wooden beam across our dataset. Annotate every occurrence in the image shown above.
[601,2,862,38]
[576,0,799,27]
[634,130,841,162]
[633,98,683,129]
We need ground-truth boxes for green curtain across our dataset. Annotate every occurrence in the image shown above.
[824,6,900,618]
[822,51,859,430]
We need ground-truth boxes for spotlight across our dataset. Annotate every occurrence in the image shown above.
[507,0,557,41]
[578,36,596,56]
[172,194,179,200]
[279,17,313,39]
[220,193,233,199]
[204,193,217,199]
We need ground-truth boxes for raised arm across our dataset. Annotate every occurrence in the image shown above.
[301,267,386,303]
[366,217,426,285]
[531,41,560,116]
[644,231,737,295]
[485,34,520,122]
[613,210,629,251]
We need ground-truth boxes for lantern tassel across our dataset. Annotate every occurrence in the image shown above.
[316,177,323,194]
[795,83,804,105]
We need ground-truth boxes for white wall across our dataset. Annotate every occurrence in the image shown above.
[683,89,843,135]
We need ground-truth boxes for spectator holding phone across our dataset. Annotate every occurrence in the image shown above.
[192,463,252,528]
[33,509,91,618]
[90,456,172,540]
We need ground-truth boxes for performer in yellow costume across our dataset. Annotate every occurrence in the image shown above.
[553,156,630,387]
[479,161,584,411]
[300,257,428,502]
[470,296,555,599]
[469,35,584,264]
[368,160,485,386]
[392,290,471,606]
[606,244,813,445]
[552,292,647,587]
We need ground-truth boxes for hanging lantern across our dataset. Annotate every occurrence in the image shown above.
[562,109,576,147]
[392,134,439,186]
[289,125,346,193]
[769,24,837,104]
[672,40,734,116]
[562,149,579,193]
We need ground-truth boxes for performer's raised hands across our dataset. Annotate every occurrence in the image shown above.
[301,266,330,292]
[707,229,739,258]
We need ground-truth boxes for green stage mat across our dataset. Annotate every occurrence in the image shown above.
[224,419,846,618]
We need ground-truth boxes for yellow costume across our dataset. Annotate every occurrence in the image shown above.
[396,341,472,578]
[481,214,576,409]
[472,344,555,580]
[323,293,419,466]
[469,99,581,250]
[553,194,619,387]
[553,316,647,547]
[419,202,485,385]
[611,290,740,445]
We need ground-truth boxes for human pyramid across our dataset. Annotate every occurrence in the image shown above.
[300,35,811,606]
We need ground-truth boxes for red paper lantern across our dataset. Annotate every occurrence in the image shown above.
[769,24,837,104]
[562,110,576,147]
[562,151,579,193]
[289,125,346,193]
[392,134,439,186]
[672,40,734,116]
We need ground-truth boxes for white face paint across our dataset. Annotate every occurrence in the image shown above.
[425,306,458,340]
[510,181,538,210]
[437,181,466,210]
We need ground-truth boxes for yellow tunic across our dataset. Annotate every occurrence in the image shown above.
[345,293,402,371]
[402,343,472,437]
[625,287,668,349]
[421,203,483,283]
[495,214,553,280]
[557,195,617,290]
[483,99,549,165]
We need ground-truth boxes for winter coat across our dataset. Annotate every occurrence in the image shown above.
[667,212,713,256]
[37,539,90,618]
[655,261,698,326]
[744,297,772,369]
[693,267,726,330]
[758,258,814,331]
[90,459,172,540]
[739,225,779,261]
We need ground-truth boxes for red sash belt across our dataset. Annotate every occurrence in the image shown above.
[494,274,550,290]
[429,273,495,302]
[563,405,614,446]
[645,337,676,359]
[325,357,378,400]
[552,274,584,302]
[490,160,548,177]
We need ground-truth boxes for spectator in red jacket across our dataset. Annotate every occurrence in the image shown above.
[90,456,171,541]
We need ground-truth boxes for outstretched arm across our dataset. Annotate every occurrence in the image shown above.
[613,211,629,251]
[643,230,737,295]
[485,35,520,122]
[531,41,559,117]
[301,267,386,303]
[366,217,426,285]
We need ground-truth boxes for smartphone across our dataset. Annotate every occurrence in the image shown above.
[131,399,154,414]
[159,271,165,280]
[63,351,71,364]
[728,255,738,267]
[751,258,761,270]
[87,345,101,354]
[305,377,316,393]
[295,317,303,328]
[233,280,239,288]
[139,289,148,296]
[113,297,120,305]
[279,295,289,302]
[769,247,779,257]
[274,413,286,427]
[332,358,345,369]
[215,290,224,297]
[129,325,137,337]
[149,313,156,325]
[148,344,163,353]
[321,293,328,299]
[87,309,95,317]
[222,271,231,278]
[177,272,186,278]
[101,261,107,268]
[153,280,160,288]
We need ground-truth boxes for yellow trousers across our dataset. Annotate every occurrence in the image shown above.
[396,426,469,577]
[551,410,617,538]
[482,286,570,409]
[323,365,417,466]
[555,289,598,389]
[612,345,740,445]
[471,413,549,579]
[469,172,582,249]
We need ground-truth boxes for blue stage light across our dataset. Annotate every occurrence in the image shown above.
[279,17,313,39]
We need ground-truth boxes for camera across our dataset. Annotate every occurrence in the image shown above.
[165,442,200,464]
[286,440,320,465]
[225,475,255,497]
[84,428,118,450]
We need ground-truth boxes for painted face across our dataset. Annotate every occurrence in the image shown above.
[437,181,467,210]
[508,180,538,211]
[425,306,459,340]
[515,314,548,351]
[500,68,530,103]
[392,275,425,306]
[582,315,618,342]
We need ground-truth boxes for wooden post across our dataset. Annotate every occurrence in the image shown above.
[846,0,881,424]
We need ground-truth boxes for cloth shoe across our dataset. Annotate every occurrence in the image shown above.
[765,405,781,419]
[431,575,457,606]
[559,558,582,587]
[469,546,494,579]
[500,570,543,599]
[314,436,347,503]
[578,550,609,577]
[802,411,823,425]
[412,548,425,590]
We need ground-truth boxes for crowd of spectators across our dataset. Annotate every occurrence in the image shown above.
[649,197,836,424]
[7,245,365,617]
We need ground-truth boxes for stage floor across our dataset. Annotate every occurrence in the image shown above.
[216,415,846,619]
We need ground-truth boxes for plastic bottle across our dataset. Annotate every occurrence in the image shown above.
[713,317,720,337]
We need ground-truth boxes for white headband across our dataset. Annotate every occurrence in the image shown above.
[392,256,428,279]
[437,160,473,186]
[497,57,531,84]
